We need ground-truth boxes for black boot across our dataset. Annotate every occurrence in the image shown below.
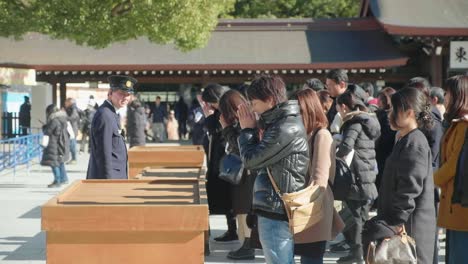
[227,238,255,260]
[213,231,238,242]
[337,245,365,264]
[214,212,238,242]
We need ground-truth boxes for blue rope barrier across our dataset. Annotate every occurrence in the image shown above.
[0,134,43,176]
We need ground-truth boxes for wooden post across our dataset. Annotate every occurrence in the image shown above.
[59,82,67,109]
[52,82,58,106]
[430,54,443,87]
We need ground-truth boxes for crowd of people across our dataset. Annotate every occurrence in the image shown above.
[35,70,468,263]
[198,71,468,264]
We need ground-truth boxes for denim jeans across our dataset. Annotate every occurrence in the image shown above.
[258,215,294,264]
[51,163,68,184]
[448,229,468,264]
[70,138,77,161]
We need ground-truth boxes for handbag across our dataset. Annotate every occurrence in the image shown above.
[331,158,354,201]
[41,135,49,148]
[331,149,356,201]
[219,143,245,185]
[367,225,417,264]
[267,168,325,234]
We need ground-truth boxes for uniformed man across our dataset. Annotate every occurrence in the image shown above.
[87,75,136,179]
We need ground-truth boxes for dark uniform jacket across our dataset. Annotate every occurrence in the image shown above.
[87,100,128,179]
[239,101,309,218]
[377,129,435,264]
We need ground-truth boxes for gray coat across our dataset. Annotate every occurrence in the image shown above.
[337,111,381,201]
[378,129,435,264]
[239,101,309,217]
[87,100,128,179]
[65,105,80,136]
[41,111,70,167]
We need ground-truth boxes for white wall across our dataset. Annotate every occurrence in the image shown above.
[31,82,52,132]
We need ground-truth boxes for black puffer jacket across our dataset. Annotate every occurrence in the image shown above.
[41,111,70,167]
[127,101,147,148]
[337,111,381,201]
[239,101,309,217]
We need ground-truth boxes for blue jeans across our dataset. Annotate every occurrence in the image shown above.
[70,138,77,161]
[448,229,468,264]
[258,215,294,264]
[51,163,68,184]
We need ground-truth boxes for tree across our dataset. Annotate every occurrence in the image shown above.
[0,0,234,51]
[225,0,360,19]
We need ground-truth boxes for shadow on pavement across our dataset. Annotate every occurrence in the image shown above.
[0,232,45,261]
[19,206,41,219]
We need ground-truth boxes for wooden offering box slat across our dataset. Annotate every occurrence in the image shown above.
[128,145,206,179]
[135,167,206,181]
[42,179,208,264]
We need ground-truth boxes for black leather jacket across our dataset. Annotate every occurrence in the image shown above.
[239,101,309,217]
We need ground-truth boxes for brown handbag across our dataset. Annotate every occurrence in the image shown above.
[366,225,417,264]
[266,168,325,234]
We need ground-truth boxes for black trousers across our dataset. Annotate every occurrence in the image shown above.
[344,200,371,250]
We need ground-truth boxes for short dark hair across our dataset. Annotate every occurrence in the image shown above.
[336,85,367,112]
[156,96,161,100]
[202,83,230,103]
[360,82,375,97]
[406,77,431,98]
[430,87,445,104]
[326,69,348,84]
[443,75,468,122]
[247,74,287,105]
[378,87,396,110]
[304,78,325,91]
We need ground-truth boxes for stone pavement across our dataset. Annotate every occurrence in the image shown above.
[0,147,446,263]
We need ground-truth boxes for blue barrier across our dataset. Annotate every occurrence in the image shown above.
[0,134,43,176]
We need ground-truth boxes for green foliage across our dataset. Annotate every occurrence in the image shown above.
[225,0,360,19]
[0,0,235,51]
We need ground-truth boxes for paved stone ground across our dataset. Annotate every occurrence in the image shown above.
[0,145,446,263]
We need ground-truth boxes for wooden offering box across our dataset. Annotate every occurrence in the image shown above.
[135,167,206,181]
[42,179,208,264]
[128,145,205,179]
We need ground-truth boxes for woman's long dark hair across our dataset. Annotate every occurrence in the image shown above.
[45,104,59,121]
[443,75,468,122]
[292,88,328,135]
[390,87,434,133]
[219,90,248,126]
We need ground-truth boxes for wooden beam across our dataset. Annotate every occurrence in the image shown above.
[59,82,67,108]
